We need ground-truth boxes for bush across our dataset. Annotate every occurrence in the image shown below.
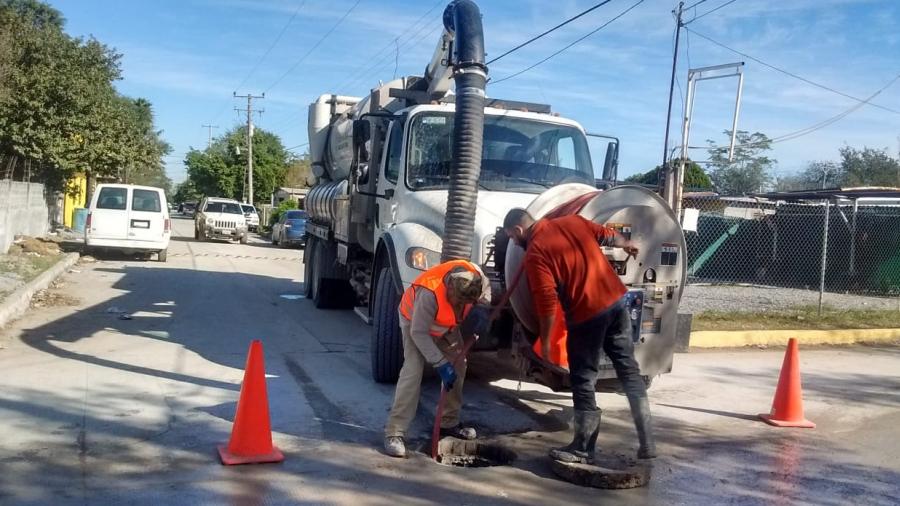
[270,200,298,225]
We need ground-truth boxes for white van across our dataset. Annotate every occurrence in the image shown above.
[85,184,171,262]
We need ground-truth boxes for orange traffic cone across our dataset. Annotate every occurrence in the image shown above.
[759,338,815,428]
[218,340,285,465]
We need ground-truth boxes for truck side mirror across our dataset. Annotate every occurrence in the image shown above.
[602,141,619,181]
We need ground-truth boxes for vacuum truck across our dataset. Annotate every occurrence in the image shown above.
[303,0,686,390]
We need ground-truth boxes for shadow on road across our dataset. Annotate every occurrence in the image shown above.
[4,261,899,504]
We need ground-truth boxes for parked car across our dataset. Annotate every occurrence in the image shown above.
[180,202,197,217]
[241,204,260,232]
[194,197,248,244]
[85,184,171,261]
[271,210,307,248]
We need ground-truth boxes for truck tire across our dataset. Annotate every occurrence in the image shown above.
[194,227,199,240]
[157,249,168,262]
[311,239,355,309]
[371,267,403,383]
[303,236,316,299]
[240,234,248,245]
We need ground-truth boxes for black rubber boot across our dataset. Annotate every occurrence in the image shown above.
[549,409,601,464]
[628,396,657,459]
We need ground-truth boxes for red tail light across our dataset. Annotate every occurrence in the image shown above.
[86,213,92,230]
[164,218,170,232]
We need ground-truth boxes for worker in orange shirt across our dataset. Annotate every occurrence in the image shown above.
[383,260,491,458]
[503,208,656,463]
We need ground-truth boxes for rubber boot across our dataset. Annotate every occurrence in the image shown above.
[549,409,601,464]
[627,396,657,459]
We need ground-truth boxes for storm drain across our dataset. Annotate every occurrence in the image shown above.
[436,438,516,468]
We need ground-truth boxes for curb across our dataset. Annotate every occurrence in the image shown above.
[0,252,80,330]
[690,328,900,348]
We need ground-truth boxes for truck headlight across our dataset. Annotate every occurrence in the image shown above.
[206,218,214,224]
[406,247,440,271]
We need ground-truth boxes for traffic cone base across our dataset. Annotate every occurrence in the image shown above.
[758,413,815,429]
[218,444,284,465]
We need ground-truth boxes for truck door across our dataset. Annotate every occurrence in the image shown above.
[376,121,403,228]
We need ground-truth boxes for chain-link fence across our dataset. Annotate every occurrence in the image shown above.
[681,193,900,314]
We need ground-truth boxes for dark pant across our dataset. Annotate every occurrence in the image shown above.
[567,300,647,411]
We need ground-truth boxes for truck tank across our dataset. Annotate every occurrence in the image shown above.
[308,94,363,183]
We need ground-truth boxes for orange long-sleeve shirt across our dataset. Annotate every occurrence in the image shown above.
[524,215,627,325]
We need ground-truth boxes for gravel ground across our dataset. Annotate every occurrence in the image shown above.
[681,283,900,313]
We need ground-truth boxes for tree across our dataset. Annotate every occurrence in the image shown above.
[184,126,289,202]
[283,154,314,188]
[706,130,775,195]
[839,146,900,187]
[625,160,713,190]
[0,0,169,191]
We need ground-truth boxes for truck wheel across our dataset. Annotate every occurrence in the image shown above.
[240,234,248,245]
[311,239,356,309]
[157,249,168,262]
[303,237,316,299]
[194,227,199,240]
[371,267,403,383]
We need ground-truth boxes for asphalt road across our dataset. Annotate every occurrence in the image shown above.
[0,216,898,505]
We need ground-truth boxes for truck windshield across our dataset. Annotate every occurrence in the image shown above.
[406,112,594,193]
[206,202,242,214]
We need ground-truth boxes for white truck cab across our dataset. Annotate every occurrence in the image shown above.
[85,183,171,261]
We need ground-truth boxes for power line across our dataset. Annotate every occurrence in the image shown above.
[683,0,711,10]
[685,27,900,115]
[693,72,900,151]
[264,0,363,94]
[331,0,444,92]
[685,0,739,24]
[337,10,443,93]
[486,0,614,65]
[491,0,646,85]
[285,142,309,151]
[234,0,309,93]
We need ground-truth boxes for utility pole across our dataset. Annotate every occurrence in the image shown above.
[234,92,264,205]
[201,124,219,148]
[662,1,684,200]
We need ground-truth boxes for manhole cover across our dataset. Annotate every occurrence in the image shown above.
[551,454,651,489]
[436,438,516,468]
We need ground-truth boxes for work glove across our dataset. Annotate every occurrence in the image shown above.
[460,305,491,340]
[435,362,457,390]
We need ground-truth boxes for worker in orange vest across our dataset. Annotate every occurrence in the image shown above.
[503,208,656,463]
[384,260,491,458]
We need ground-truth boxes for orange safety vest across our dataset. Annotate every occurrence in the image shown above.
[399,260,480,337]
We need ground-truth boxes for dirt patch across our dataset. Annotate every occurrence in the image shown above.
[0,237,63,297]
[7,236,62,257]
[30,289,79,308]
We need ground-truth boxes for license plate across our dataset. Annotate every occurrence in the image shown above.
[131,220,150,229]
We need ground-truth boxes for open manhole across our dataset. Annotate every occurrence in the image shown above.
[436,438,516,468]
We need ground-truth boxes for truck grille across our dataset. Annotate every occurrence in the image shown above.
[215,220,236,229]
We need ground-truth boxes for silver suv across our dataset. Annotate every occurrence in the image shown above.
[195,197,248,244]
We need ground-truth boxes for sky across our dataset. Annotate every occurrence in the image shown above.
[48,0,900,184]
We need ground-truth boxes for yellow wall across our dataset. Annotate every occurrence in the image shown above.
[63,173,87,228]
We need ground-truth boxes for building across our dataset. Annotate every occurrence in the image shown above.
[272,187,308,208]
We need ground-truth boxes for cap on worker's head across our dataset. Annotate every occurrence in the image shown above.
[503,208,533,230]
[446,267,483,302]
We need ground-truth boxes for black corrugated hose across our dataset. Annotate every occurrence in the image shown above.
[441,0,488,262]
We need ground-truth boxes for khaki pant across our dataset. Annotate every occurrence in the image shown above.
[384,324,467,438]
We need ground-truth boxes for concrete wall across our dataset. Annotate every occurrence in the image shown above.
[1,180,50,254]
